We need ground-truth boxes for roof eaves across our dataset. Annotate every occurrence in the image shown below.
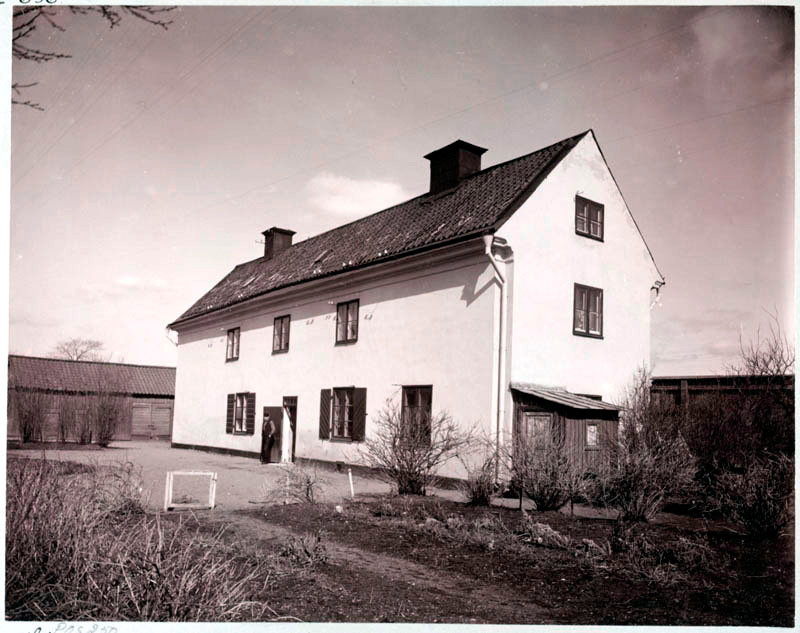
[168,228,490,329]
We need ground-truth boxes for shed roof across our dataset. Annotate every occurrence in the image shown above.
[8,355,176,397]
[510,382,621,411]
[171,131,590,327]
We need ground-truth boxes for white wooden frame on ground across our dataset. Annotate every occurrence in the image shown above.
[164,471,217,511]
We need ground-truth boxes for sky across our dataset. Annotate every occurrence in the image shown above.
[7,3,795,377]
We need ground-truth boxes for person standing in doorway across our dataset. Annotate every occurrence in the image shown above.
[261,413,277,463]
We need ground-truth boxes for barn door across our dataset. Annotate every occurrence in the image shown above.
[132,404,151,438]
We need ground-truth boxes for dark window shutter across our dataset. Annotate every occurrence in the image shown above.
[352,388,367,441]
[226,393,235,434]
[319,389,331,439]
[245,393,256,435]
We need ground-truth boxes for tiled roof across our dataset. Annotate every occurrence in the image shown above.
[171,131,589,326]
[510,382,621,411]
[8,355,175,397]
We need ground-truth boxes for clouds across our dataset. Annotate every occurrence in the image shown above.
[307,172,411,219]
[76,275,172,303]
[688,7,793,102]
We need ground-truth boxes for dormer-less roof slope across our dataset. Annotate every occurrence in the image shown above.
[171,131,590,327]
[8,355,176,397]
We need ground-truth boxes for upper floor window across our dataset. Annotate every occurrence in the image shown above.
[336,299,359,344]
[574,284,603,338]
[226,327,240,361]
[575,195,604,241]
[273,315,290,353]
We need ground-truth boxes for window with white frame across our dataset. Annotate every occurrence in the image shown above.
[273,315,290,353]
[332,387,354,438]
[336,299,359,344]
[226,327,240,361]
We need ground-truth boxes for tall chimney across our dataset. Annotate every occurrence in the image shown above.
[262,227,295,259]
[424,140,488,195]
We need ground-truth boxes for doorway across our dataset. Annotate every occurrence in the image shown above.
[283,396,297,462]
[262,406,283,463]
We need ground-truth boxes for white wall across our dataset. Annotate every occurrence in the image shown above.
[172,249,498,478]
[497,132,660,408]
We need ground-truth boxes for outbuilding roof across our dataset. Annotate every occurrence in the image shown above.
[510,382,621,411]
[171,131,590,327]
[8,355,176,397]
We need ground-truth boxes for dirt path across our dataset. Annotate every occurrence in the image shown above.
[202,508,553,622]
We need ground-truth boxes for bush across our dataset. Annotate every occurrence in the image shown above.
[509,431,587,512]
[461,452,497,506]
[598,369,696,521]
[713,454,793,538]
[6,457,281,621]
[358,400,473,496]
[279,531,328,566]
[10,389,50,443]
[263,464,328,504]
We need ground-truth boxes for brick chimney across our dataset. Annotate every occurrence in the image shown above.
[262,227,295,259]
[424,140,488,195]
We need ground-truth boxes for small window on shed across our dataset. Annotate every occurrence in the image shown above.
[586,423,599,448]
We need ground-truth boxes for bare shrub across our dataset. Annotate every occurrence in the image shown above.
[6,457,283,621]
[358,400,473,495]
[57,396,80,443]
[598,369,696,521]
[459,447,497,506]
[713,454,793,538]
[90,381,128,446]
[506,430,587,512]
[263,464,328,504]
[10,389,50,443]
[279,531,328,566]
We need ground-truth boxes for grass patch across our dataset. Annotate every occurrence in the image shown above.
[5,457,319,621]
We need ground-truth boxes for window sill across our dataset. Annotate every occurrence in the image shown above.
[584,446,600,451]
[334,339,358,346]
[272,348,289,355]
[329,437,359,443]
[225,357,239,363]
[231,431,252,436]
[573,331,604,340]
[575,230,604,242]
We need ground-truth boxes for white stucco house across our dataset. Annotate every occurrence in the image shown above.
[168,130,663,477]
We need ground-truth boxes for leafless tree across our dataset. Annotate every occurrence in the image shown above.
[49,338,108,362]
[13,5,174,110]
[358,400,474,495]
